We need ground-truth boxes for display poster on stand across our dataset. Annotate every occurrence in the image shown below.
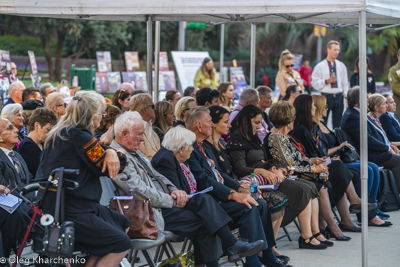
[171,51,210,90]
[124,52,140,72]
[152,71,176,92]
[28,51,40,87]
[292,54,303,71]
[107,72,121,93]
[95,72,109,93]
[229,67,247,99]
[96,51,112,72]
[122,71,148,91]
[159,52,169,71]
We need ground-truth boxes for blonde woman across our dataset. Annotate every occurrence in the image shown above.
[275,50,304,98]
[194,57,218,89]
[218,82,235,111]
[153,101,174,143]
[174,96,197,127]
[36,91,132,267]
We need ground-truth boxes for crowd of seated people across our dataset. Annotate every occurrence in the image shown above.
[1,81,398,267]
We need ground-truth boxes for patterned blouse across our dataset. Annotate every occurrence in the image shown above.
[267,133,312,173]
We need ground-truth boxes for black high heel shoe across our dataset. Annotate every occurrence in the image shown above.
[325,226,351,241]
[298,235,328,250]
[313,233,334,247]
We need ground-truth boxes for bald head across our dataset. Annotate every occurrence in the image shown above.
[119,83,134,93]
[9,81,25,103]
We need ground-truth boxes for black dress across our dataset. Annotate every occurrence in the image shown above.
[35,127,132,257]
[18,137,42,179]
[291,124,353,207]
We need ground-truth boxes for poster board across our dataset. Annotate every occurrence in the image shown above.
[153,71,176,91]
[96,51,112,72]
[28,51,40,87]
[124,52,140,72]
[171,51,210,90]
[0,50,10,79]
[95,72,109,93]
[229,67,247,99]
[292,54,303,71]
[122,71,148,91]
[107,72,121,93]
[159,52,169,71]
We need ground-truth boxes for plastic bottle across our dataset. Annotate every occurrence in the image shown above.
[250,173,258,200]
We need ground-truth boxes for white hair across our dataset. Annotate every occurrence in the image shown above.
[1,103,23,123]
[239,88,259,105]
[162,126,196,153]
[114,111,143,136]
[9,81,24,95]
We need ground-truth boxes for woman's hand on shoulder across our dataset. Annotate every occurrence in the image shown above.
[254,168,277,184]
[103,149,120,179]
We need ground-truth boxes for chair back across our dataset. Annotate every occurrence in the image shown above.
[100,176,120,206]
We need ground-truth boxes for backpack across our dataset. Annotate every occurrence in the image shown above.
[378,169,400,212]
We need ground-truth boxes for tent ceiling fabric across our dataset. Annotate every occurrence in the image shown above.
[0,0,399,23]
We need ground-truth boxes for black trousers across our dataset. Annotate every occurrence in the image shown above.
[219,198,275,251]
[162,194,232,263]
[381,153,400,193]
[323,93,344,129]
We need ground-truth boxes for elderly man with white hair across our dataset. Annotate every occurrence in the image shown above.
[111,111,264,267]
[229,88,260,123]
[185,106,290,267]
[3,81,26,107]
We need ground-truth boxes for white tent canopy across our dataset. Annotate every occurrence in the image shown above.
[1,0,400,24]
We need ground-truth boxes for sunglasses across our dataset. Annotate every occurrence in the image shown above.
[117,89,127,99]
[146,104,155,110]
[285,64,294,68]
[56,103,67,108]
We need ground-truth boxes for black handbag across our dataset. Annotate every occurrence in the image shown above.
[336,145,359,163]
[41,168,75,258]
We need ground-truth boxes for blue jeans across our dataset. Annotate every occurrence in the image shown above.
[345,160,380,203]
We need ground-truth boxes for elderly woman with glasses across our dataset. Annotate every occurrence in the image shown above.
[275,50,304,99]
[46,92,66,121]
[1,103,25,144]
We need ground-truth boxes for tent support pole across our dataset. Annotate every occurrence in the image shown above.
[358,10,368,267]
[147,16,153,97]
[154,21,160,102]
[250,23,256,88]
[219,24,225,83]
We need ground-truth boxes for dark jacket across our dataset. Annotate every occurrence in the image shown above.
[18,138,41,179]
[341,107,392,165]
[0,149,31,196]
[379,112,400,142]
[349,73,376,94]
[186,143,240,201]
[290,124,326,158]
[151,147,191,194]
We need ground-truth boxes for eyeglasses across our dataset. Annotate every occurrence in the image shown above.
[99,112,106,118]
[146,104,155,110]
[325,105,328,109]
[56,103,67,108]
[297,90,303,94]
[117,89,127,99]
[285,64,294,68]
[0,124,15,133]
[280,168,288,177]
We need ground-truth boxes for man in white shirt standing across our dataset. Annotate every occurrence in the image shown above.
[312,40,349,128]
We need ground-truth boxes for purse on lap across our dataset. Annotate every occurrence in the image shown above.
[109,189,158,240]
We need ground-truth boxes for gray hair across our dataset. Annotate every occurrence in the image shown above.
[162,126,196,153]
[114,111,143,136]
[256,86,272,98]
[39,83,53,96]
[185,106,209,129]
[239,89,259,105]
[1,103,23,122]
[9,81,25,96]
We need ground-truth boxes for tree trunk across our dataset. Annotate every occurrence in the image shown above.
[383,50,392,74]
[54,20,67,82]
[40,33,54,82]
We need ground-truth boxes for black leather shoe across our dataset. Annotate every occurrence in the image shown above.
[258,257,292,267]
[298,236,328,250]
[276,255,290,264]
[325,226,351,241]
[313,232,334,247]
[349,203,377,213]
[339,223,362,232]
[368,221,393,227]
[227,239,264,262]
